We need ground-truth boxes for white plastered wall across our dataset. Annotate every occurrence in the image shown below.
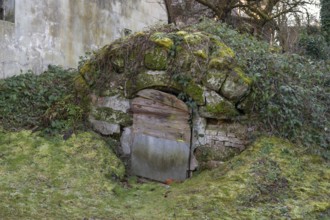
[0,0,167,78]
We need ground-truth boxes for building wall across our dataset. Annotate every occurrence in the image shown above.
[0,0,167,78]
[0,20,15,78]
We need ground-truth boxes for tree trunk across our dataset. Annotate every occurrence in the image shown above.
[163,0,213,24]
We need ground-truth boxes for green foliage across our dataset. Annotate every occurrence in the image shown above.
[298,26,330,60]
[0,65,89,135]
[321,0,330,42]
[172,72,191,87]
[192,20,330,151]
[172,73,198,109]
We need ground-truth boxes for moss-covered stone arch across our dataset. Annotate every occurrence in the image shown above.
[78,26,254,173]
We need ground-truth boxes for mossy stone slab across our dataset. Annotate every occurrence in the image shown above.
[220,67,251,102]
[144,47,168,70]
[203,69,227,91]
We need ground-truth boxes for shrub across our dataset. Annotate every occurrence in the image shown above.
[192,20,330,151]
[0,65,89,135]
[297,26,329,60]
[321,0,330,42]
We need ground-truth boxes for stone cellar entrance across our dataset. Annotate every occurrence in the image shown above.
[85,30,252,183]
[130,89,191,182]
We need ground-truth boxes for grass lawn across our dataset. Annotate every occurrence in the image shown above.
[0,130,329,219]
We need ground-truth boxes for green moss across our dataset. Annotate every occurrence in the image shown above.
[233,67,252,85]
[176,31,188,36]
[202,70,227,91]
[208,57,232,70]
[74,73,90,95]
[111,56,125,73]
[209,37,235,58]
[173,50,194,71]
[144,47,168,70]
[183,32,205,45]
[134,32,146,37]
[195,145,240,165]
[92,107,132,127]
[193,49,208,59]
[0,130,328,219]
[128,72,205,105]
[79,60,93,75]
[205,101,239,117]
[220,69,251,102]
[79,60,96,85]
[0,131,125,219]
[183,83,205,105]
[237,93,254,114]
[126,71,177,96]
[150,32,174,49]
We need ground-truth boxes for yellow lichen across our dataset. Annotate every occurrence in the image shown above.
[233,67,252,85]
[79,60,92,75]
[193,50,208,59]
[150,32,174,49]
[210,37,236,58]
[176,31,188,36]
[208,57,230,70]
[183,32,205,45]
[134,32,146,37]
[74,73,89,92]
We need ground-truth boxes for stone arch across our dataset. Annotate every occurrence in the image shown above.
[81,29,254,180]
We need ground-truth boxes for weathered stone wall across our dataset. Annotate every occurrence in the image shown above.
[194,120,250,169]
[0,20,15,78]
[0,0,167,78]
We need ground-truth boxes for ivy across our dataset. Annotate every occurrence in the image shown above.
[0,65,89,135]
[193,20,330,151]
[321,0,330,43]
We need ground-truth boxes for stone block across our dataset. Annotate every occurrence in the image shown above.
[224,142,245,151]
[212,135,230,142]
[92,94,130,113]
[203,69,227,91]
[227,133,236,138]
[111,56,125,73]
[220,67,251,102]
[120,127,133,156]
[144,47,168,70]
[89,117,120,136]
[91,107,132,127]
[205,129,218,136]
[199,90,239,119]
[192,113,207,147]
[195,145,240,169]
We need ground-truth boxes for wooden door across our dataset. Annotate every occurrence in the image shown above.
[131,89,191,182]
